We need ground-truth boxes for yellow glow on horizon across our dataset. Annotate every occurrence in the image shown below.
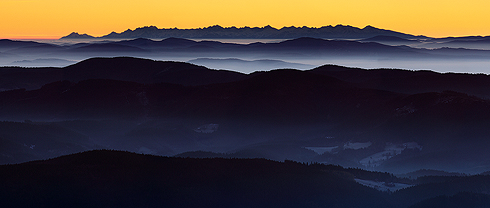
[1,0,490,39]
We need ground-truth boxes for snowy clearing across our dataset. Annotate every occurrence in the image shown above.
[344,142,372,150]
[354,179,413,192]
[360,142,422,167]
[305,146,339,154]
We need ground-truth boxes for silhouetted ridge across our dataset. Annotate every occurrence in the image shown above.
[9,37,490,60]
[0,56,249,91]
[3,150,490,207]
[67,43,148,52]
[187,58,315,71]
[60,24,426,39]
[3,60,490,176]
[3,62,490,124]
[0,150,393,208]
[61,32,95,39]
[117,38,158,46]
[251,37,416,55]
[310,65,490,98]
[174,150,227,158]
[7,44,64,54]
[160,37,198,46]
[117,37,198,48]
[63,57,247,85]
[0,39,48,51]
[393,175,490,207]
[0,65,403,121]
[433,35,490,42]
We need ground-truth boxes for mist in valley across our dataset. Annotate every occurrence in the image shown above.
[2,37,490,174]
[2,37,490,73]
[3,34,490,207]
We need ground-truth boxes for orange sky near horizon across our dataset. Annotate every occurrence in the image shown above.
[1,0,489,39]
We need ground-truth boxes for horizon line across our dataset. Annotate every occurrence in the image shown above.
[60,24,384,39]
[0,24,406,40]
[3,24,490,40]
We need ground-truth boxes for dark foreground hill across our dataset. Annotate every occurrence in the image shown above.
[409,192,490,208]
[0,150,392,208]
[2,150,490,208]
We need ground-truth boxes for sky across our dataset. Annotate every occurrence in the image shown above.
[1,0,490,39]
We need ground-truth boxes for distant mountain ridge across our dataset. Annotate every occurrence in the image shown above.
[4,37,490,70]
[61,24,427,39]
[62,32,95,39]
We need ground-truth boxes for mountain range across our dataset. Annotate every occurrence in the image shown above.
[3,36,490,76]
[4,36,490,58]
[1,57,490,175]
[59,25,490,50]
[61,25,427,39]
[4,24,490,207]
[2,56,490,206]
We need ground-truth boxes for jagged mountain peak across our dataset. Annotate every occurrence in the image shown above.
[60,24,425,39]
[60,32,95,39]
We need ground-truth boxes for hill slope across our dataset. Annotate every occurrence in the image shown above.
[0,150,392,208]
